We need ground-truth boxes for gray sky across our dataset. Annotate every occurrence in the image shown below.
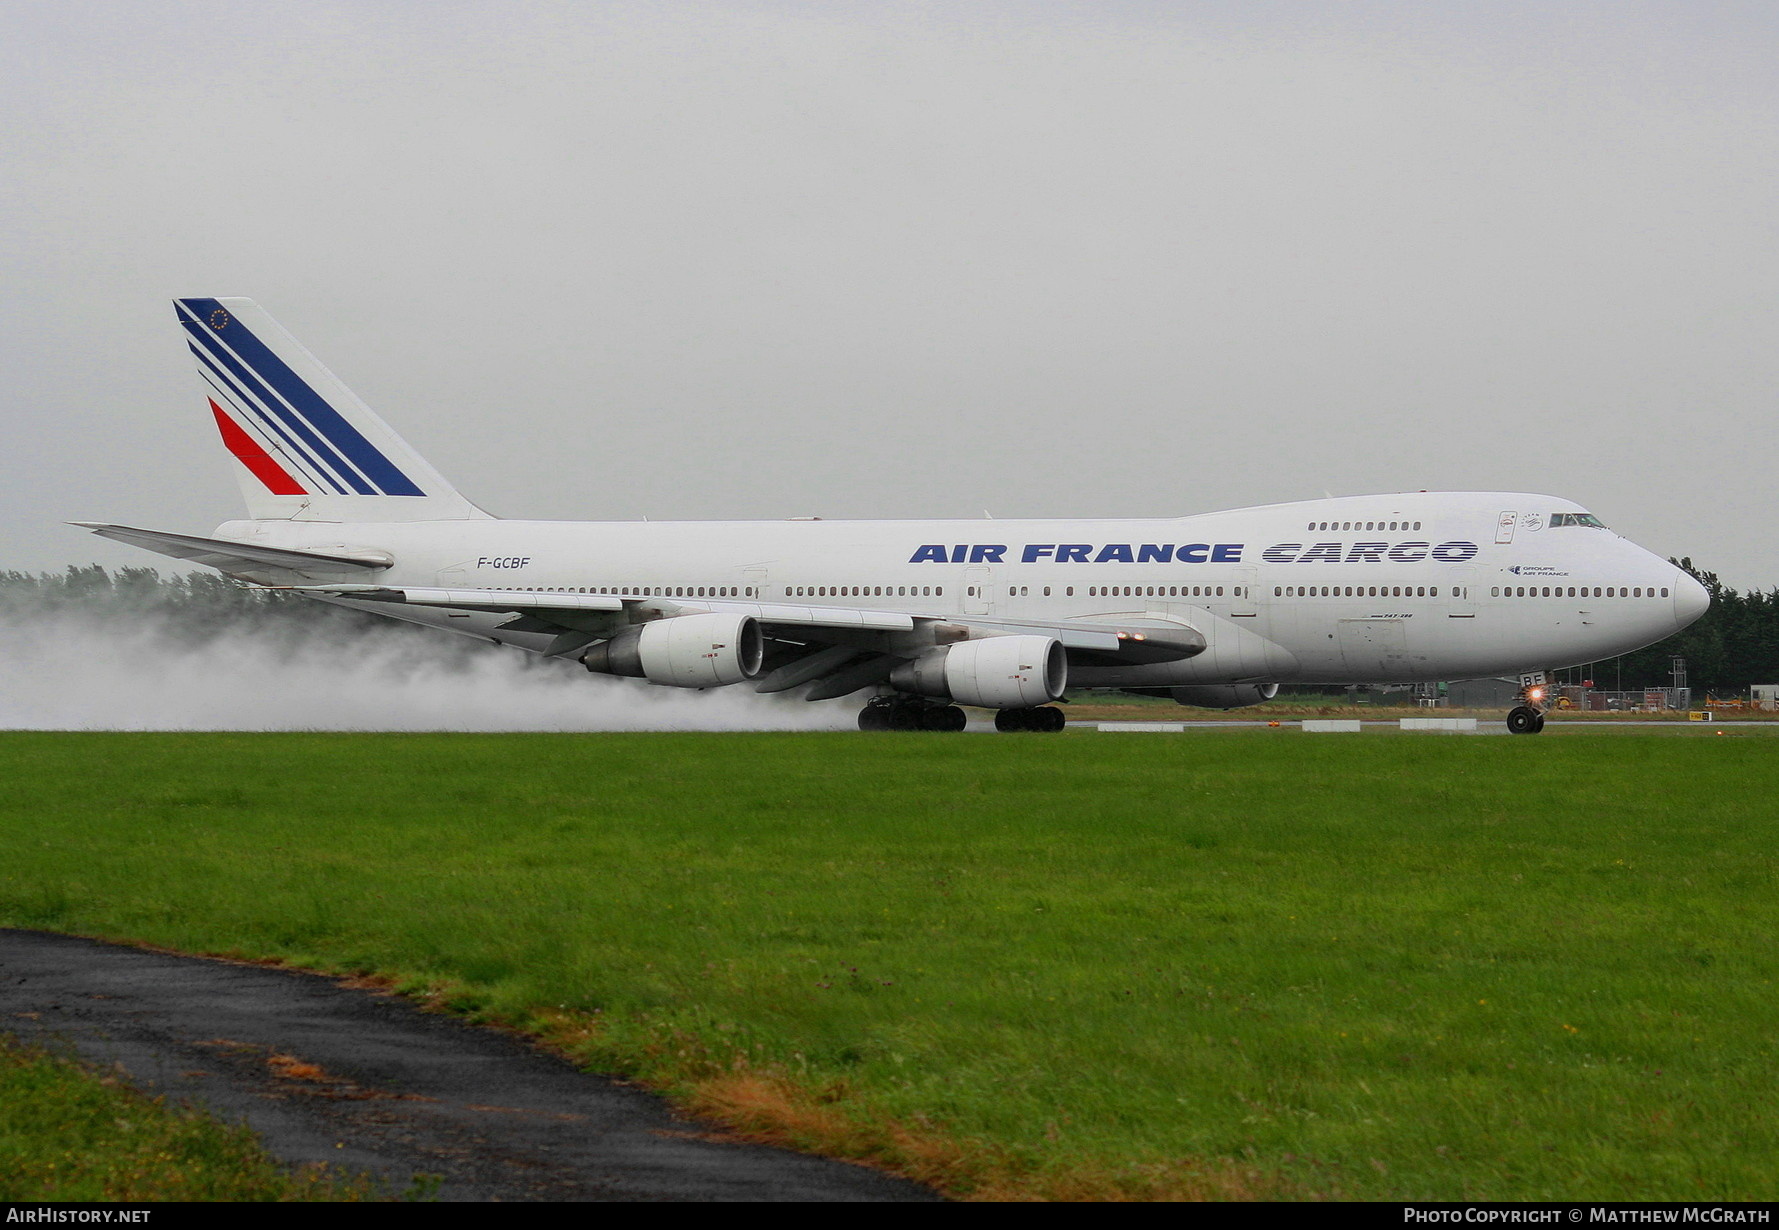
[6,1,1775,588]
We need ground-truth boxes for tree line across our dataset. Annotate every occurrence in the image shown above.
[0,565,489,664]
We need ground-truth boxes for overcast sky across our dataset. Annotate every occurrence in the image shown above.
[5,1,1775,588]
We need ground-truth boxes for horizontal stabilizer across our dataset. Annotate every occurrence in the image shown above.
[71,523,393,578]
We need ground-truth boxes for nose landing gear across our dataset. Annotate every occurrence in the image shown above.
[1506,672,1551,734]
[1505,705,1546,734]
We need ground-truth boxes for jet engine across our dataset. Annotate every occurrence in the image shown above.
[888,635,1067,708]
[1165,683,1280,709]
[582,613,764,687]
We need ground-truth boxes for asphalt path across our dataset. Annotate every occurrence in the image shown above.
[0,929,938,1202]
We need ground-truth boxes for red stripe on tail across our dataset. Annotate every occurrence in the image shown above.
[210,400,306,495]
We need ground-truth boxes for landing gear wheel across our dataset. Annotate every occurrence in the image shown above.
[920,705,967,732]
[860,698,965,732]
[995,706,1065,733]
[889,701,924,731]
[1506,705,1544,735]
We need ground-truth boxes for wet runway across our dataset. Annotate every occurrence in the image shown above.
[0,929,938,1202]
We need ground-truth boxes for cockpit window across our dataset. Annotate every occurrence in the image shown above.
[1550,512,1607,529]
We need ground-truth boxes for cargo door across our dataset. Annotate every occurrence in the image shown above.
[1339,619,1410,678]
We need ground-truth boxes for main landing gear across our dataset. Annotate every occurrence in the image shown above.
[994,706,1067,733]
[856,697,1067,732]
[858,697,967,732]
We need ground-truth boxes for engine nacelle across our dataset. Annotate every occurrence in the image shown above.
[889,635,1067,709]
[1167,683,1280,710]
[582,613,764,688]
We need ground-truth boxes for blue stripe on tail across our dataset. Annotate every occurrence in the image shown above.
[178,298,425,497]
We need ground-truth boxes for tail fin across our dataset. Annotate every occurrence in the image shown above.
[175,297,493,521]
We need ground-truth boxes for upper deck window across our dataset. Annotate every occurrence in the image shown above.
[1550,512,1608,529]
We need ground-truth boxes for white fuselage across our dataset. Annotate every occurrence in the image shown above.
[220,490,1707,688]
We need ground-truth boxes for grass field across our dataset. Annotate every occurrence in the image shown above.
[1,729,1775,1200]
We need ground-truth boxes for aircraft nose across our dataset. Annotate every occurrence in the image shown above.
[1672,569,1710,629]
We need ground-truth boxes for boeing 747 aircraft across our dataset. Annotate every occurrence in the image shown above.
[79,298,1709,733]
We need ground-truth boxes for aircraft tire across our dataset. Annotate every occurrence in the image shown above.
[889,702,926,732]
[1506,705,1543,735]
[920,705,967,732]
[996,707,1064,732]
[858,704,891,732]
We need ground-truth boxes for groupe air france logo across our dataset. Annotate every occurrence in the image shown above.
[208,308,231,330]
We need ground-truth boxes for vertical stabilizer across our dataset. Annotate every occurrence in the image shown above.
[175,297,493,521]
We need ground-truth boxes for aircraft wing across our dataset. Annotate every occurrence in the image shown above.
[297,585,913,628]
[287,584,1202,699]
[71,523,393,577]
[291,585,1150,648]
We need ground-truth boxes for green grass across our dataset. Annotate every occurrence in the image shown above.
[1,731,1775,1200]
[0,1033,373,1201]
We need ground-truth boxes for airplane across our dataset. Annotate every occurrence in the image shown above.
[77,297,1710,734]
